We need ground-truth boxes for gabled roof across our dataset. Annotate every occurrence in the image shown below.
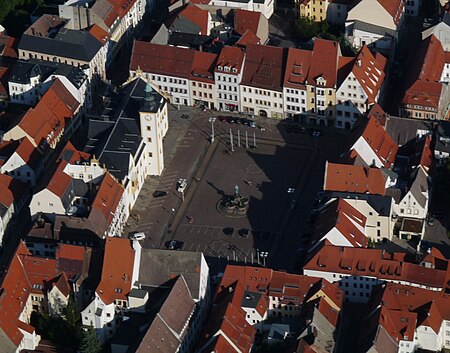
[352,115,398,168]
[234,9,261,36]
[307,39,340,88]
[177,5,209,35]
[130,41,195,79]
[19,15,105,62]
[241,44,285,91]
[374,283,450,342]
[419,135,433,175]
[96,237,135,305]
[0,243,32,349]
[324,161,386,195]
[351,46,387,104]
[191,50,217,83]
[284,47,312,89]
[14,137,43,170]
[89,172,124,234]
[17,78,79,147]
[312,199,368,248]
[304,242,449,289]
[377,0,404,25]
[0,173,27,211]
[215,46,245,75]
[406,167,428,208]
[235,30,261,47]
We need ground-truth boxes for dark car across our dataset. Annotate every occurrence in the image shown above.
[167,240,184,250]
[218,116,227,123]
[239,228,250,238]
[153,190,168,198]
[180,114,189,119]
[223,227,235,236]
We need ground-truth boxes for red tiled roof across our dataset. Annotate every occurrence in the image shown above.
[191,50,217,83]
[357,116,398,168]
[0,34,19,59]
[324,161,386,195]
[241,44,285,91]
[0,174,14,207]
[377,0,404,25]
[351,47,387,104]
[284,47,311,89]
[420,135,433,175]
[46,160,72,198]
[234,9,261,36]
[179,5,209,35]
[368,103,388,126]
[91,172,124,227]
[88,24,110,45]
[307,39,340,88]
[15,137,42,170]
[96,237,135,305]
[236,30,261,47]
[0,66,9,99]
[0,242,32,347]
[304,243,449,289]
[18,79,78,147]
[401,80,442,110]
[130,41,195,79]
[313,199,368,248]
[402,35,445,111]
[377,283,450,341]
[215,46,245,75]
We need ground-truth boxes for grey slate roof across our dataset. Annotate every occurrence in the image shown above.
[353,20,396,37]
[385,116,433,147]
[170,16,201,34]
[408,167,428,208]
[139,248,204,300]
[9,59,87,88]
[19,16,103,62]
[241,290,262,309]
[85,78,165,181]
[329,192,392,216]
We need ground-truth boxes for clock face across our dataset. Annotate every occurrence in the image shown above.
[144,115,151,121]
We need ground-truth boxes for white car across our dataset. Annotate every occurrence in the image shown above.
[131,232,145,241]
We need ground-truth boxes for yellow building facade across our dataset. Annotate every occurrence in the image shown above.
[298,0,329,21]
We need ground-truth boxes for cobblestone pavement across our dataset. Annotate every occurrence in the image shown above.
[124,105,350,272]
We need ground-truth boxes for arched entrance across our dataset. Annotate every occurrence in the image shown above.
[259,110,268,118]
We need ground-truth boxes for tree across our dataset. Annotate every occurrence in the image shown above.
[79,327,102,353]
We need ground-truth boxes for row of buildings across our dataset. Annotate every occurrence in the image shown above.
[130,39,388,128]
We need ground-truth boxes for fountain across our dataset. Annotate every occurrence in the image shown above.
[217,185,249,218]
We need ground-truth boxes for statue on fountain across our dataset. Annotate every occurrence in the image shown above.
[217,184,249,218]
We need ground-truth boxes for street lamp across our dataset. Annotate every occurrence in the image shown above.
[287,187,296,210]
[209,117,216,143]
[260,251,269,267]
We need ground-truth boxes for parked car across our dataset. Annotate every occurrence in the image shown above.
[218,116,227,123]
[427,217,435,226]
[239,228,250,238]
[249,121,256,128]
[153,190,168,198]
[167,240,184,250]
[180,114,189,119]
[131,232,145,241]
[223,227,235,236]
[310,130,322,137]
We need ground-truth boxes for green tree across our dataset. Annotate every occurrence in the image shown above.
[79,327,102,353]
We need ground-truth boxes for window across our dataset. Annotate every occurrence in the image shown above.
[148,152,153,158]
[147,138,152,143]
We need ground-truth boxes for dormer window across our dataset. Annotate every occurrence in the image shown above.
[217,66,223,71]
[232,68,238,73]
[224,66,230,72]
